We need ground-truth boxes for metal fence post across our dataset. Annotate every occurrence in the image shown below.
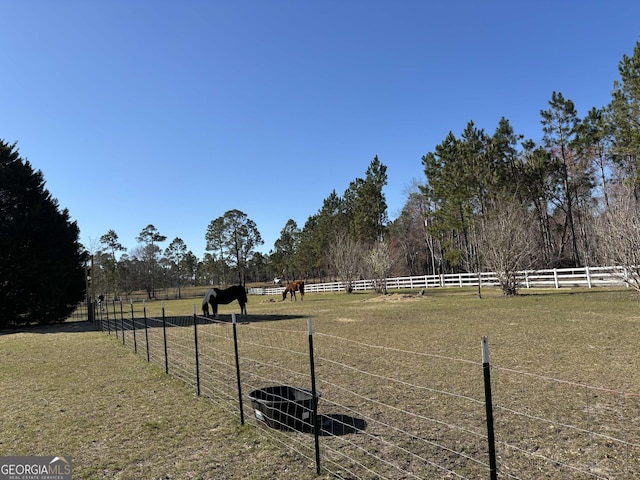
[308,319,321,475]
[131,302,137,354]
[105,301,110,335]
[162,302,169,374]
[482,336,498,480]
[232,313,244,425]
[193,305,201,396]
[87,296,94,325]
[120,301,125,345]
[112,300,118,340]
[143,300,150,363]
[95,301,101,331]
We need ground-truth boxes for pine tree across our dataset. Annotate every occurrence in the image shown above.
[0,140,86,328]
[609,41,640,184]
[205,210,263,285]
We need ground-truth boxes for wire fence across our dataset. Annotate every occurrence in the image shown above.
[85,303,640,479]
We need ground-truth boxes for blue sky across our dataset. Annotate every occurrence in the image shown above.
[2,1,639,259]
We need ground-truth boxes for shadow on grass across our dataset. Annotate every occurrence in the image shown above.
[91,314,309,331]
[254,413,367,436]
[319,413,367,436]
[219,313,309,324]
[1,320,97,335]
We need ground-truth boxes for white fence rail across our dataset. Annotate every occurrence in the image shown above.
[249,266,631,296]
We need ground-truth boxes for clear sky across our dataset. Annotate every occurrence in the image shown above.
[2,1,639,259]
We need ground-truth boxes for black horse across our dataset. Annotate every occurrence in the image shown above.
[202,285,248,319]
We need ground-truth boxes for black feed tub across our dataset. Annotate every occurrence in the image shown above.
[248,385,320,431]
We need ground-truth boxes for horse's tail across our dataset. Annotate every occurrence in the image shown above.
[203,288,214,303]
[202,289,211,315]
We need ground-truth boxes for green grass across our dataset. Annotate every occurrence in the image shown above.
[3,287,640,478]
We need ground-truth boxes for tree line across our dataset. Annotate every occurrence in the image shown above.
[90,155,390,299]
[90,41,640,299]
[393,42,640,294]
[3,41,640,326]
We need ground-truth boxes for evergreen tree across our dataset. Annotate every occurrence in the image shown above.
[344,156,388,246]
[99,229,126,298]
[295,190,348,279]
[609,41,640,184]
[295,214,322,279]
[514,142,559,266]
[272,219,300,280]
[0,141,86,327]
[540,91,596,267]
[245,251,272,283]
[164,237,188,298]
[421,126,480,272]
[135,224,166,299]
[205,209,263,285]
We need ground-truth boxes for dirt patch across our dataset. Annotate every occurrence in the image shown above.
[365,293,422,302]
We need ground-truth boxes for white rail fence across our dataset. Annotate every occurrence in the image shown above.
[250,266,632,296]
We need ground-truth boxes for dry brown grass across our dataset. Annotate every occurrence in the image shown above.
[3,287,640,478]
[0,322,323,479]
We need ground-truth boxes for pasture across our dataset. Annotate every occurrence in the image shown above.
[2,287,640,478]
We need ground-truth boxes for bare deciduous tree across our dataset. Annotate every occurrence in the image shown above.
[477,198,538,295]
[595,183,640,292]
[328,231,364,293]
[367,241,392,294]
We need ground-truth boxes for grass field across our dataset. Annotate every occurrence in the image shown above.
[2,287,640,478]
[0,319,321,479]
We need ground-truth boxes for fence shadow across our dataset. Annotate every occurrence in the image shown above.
[126,314,308,328]
[234,314,308,323]
[99,314,310,331]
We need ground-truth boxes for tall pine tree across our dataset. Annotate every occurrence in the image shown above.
[0,141,86,327]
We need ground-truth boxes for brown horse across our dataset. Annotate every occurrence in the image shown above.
[282,280,305,301]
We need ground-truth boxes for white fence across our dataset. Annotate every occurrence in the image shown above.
[249,265,631,296]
